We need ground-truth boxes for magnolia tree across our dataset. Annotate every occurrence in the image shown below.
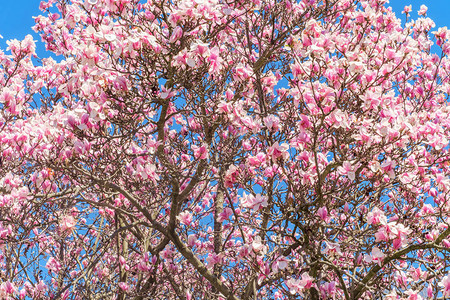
[2,0,450,299]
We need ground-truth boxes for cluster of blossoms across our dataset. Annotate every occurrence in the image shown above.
[1,0,450,299]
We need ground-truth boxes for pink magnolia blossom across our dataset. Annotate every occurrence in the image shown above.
[418,5,428,16]
[402,5,412,15]
[177,211,193,226]
[275,256,288,271]
[316,207,328,222]
[263,115,281,132]
[192,144,208,160]
[364,247,385,266]
[187,234,197,247]
[338,161,356,180]
[206,253,222,267]
[286,273,314,295]
[427,284,433,298]
[19,289,26,299]
[251,236,266,254]
[169,26,183,43]
[440,275,450,297]
[217,207,233,222]
[321,241,342,256]
[60,215,76,233]
[46,257,62,274]
[118,282,129,292]
[0,281,17,297]
[267,142,289,160]
[367,207,387,225]
[286,278,304,295]
[241,193,268,211]
[321,281,336,298]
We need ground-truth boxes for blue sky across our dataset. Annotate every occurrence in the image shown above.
[389,1,450,25]
[0,1,42,51]
[0,1,448,56]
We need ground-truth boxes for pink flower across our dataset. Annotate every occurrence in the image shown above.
[375,229,389,242]
[191,41,210,57]
[206,253,221,266]
[169,26,183,43]
[217,207,233,222]
[404,289,420,300]
[144,163,160,184]
[160,86,175,99]
[241,193,268,211]
[321,241,342,256]
[338,161,356,180]
[381,158,396,179]
[267,142,289,160]
[0,89,14,106]
[316,207,328,222]
[402,5,412,15]
[208,46,223,74]
[300,273,314,289]
[247,152,267,167]
[46,257,61,274]
[60,215,76,233]
[234,64,252,81]
[118,282,129,292]
[35,280,47,293]
[19,289,26,299]
[251,236,266,253]
[386,222,412,240]
[0,281,16,295]
[286,273,314,295]
[187,234,197,247]
[367,247,385,266]
[264,115,280,132]
[186,290,192,300]
[217,101,231,114]
[286,278,304,295]
[433,27,449,44]
[321,281,336,298]
[427,284,433,298]
[420,203,435,215]
[367,207,387,225]
[440,275,450,297]
[192,144,208,160]
[429,188,438,197]
[425,229,439,241]
[276,256,288,270]
[177,211,193,226]
[224,165,239,187]
[418,5,428,16]
[299,114,311,129]
[291,63,302,78]
[443,239,450,248]
[119,256,126,266]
